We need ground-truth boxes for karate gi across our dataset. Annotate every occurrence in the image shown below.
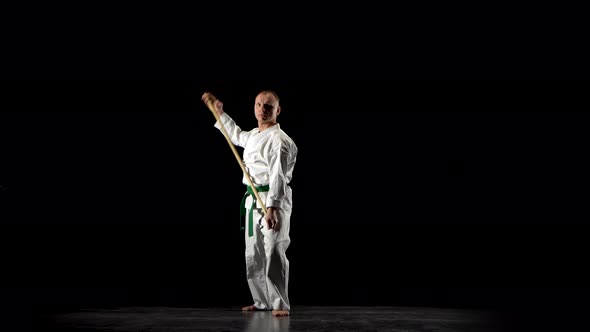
[215,112,298,311]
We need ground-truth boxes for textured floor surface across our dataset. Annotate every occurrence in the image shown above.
[33,306,515,332]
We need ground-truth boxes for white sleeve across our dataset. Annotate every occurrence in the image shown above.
[214,113,249,148]
[266,142,292,209]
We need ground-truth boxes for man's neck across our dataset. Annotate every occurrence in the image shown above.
[258,121,278,132]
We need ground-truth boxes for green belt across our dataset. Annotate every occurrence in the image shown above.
[240,184,270,237]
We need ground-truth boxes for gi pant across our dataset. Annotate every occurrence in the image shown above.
[244,192,291,311]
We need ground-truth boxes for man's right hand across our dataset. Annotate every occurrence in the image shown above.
[201,92,224,117]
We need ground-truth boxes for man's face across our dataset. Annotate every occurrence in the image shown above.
[254,93,280,123]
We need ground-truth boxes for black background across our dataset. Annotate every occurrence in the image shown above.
[2,80,589,332]
[1,4,590,330]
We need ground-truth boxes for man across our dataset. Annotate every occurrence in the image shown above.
[202,90,298,317]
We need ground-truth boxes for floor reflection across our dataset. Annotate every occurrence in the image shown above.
[243,311,290,332]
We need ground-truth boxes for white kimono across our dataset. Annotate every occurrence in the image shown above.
[215,112,298,311]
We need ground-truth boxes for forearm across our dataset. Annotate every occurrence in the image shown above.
[214,113,245,147]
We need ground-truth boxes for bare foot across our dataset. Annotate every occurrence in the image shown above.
[272,310,290,317]
[241,305,259,311]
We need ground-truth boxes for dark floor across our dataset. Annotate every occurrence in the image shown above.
[32,306,514,332]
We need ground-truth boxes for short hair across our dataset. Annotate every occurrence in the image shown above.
[258,90,280,104]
